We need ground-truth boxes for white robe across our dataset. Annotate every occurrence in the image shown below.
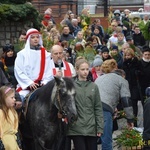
[14,49,54,97]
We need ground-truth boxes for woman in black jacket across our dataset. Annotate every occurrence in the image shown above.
[123,48,142,126]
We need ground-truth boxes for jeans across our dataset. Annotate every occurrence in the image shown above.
[101,110,113,150]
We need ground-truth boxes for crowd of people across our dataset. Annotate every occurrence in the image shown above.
[0,6,150,150]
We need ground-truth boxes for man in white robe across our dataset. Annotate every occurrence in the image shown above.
[14,28,53,99]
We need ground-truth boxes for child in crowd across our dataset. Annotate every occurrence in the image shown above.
[116,32,126,52]
[91,55,103,81]
[67,58,103,150]
[107,26,126,49]
[0,86,21,150]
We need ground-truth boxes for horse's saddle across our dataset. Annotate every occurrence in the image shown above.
[23,88,39,118]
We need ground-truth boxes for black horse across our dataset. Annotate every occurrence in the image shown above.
[20,77,78,150]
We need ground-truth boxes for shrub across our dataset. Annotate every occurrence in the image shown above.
[0,1,42,29]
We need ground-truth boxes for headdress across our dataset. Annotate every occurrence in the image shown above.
[23,28,43,66]
[25,28,43,51]
[5,87,11,94]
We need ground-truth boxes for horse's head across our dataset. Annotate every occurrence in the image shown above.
[52,77,78,124]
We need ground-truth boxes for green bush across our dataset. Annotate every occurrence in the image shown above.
[0,0,31,4]
[0,3,42,29]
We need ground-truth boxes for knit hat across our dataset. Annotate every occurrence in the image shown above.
[146,87,150,97]
[92,55,103,67]
[126,36,133,41]
[112,45,118,50]
[101,46,109,53]
[3,44,14,53]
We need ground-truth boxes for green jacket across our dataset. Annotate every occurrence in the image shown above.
[67,80,104,136]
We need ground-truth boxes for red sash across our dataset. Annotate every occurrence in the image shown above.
[16,47,46,92]
[53,61,72,77]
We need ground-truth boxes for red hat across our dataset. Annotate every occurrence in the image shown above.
[44,14,51,20]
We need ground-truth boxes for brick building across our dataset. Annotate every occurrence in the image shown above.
[0,0,144,47]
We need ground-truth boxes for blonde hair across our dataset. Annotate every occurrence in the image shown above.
[116,26,123,33]
[75,57,89,70]
[124,48,135,59]
[101,59,117,73]
[0,86,18,127]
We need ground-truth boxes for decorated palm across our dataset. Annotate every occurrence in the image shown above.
[139,21,150,40]
[84,46,96,65]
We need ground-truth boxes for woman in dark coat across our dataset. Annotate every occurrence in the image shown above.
[2,44,17,88]
[123,48,142,126]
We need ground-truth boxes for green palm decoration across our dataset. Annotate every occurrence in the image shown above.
[84,47,96,65]
[139,21,150,40]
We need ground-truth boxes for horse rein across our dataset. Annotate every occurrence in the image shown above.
[51,83,68,124]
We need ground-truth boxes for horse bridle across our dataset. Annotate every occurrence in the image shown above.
[51,83,68,121]
[55,84,68,119]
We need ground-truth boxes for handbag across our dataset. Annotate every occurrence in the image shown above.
[0,139,5,150]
